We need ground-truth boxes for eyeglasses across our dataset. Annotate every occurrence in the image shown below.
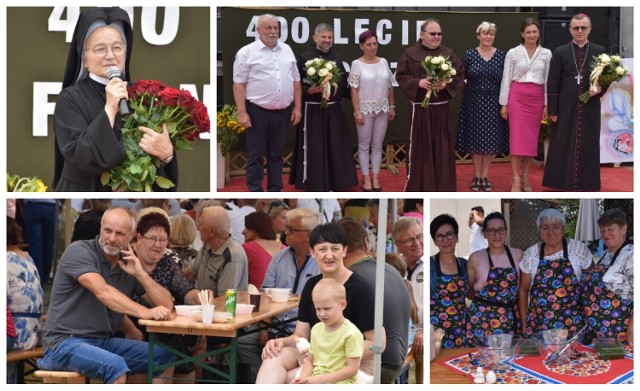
[267,200,289,215]
[484,228,507,237]
[397,233,424,245]
[284,225,309,234]
[570,26,589,31]
[540,225,563,234]
[142,235,169,244]
[86,43,126,58]
[424,32,443,36]
[433,232,455,243]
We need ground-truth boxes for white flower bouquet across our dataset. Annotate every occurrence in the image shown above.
[421,55,456,108]
[580,53,629,103]
[304,58,342,108]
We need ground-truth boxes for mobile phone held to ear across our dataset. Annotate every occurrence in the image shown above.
[119,251,128,266]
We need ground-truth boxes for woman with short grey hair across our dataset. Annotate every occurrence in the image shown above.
[518,208,592,338]
[535,208,566,230]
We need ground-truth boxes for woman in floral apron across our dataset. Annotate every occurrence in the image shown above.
[518,208,593,337]
[583,208,633,345]
[466,212,523,346]
[430,214,469,348]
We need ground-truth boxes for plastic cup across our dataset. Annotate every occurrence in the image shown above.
[250,294,261,312]
[202,305,214,324]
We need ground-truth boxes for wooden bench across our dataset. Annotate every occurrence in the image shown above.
[7,346,43,383]
[33,370,87,384]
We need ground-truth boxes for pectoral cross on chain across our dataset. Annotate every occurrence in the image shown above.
[575,74,582,85]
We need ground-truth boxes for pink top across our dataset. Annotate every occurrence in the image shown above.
[242,241,286,288]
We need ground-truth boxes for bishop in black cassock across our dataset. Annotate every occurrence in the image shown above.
[543,16,607,191]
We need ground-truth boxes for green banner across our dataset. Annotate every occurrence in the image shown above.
[220,7,535,149]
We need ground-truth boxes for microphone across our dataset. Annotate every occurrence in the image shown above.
[105,66,130,115]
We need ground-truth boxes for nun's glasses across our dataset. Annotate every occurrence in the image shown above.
[86,43,126,58]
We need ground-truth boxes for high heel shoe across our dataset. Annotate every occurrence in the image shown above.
[522,173,532,192]
[511,176,522,192]
[372,176,382,192]
[362,175,373,192]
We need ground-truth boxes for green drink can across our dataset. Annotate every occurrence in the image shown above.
[225,289,237,320]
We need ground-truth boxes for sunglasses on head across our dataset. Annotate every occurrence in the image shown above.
[267,200,289,215]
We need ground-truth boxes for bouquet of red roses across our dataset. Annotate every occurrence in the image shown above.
[101,80,210,191]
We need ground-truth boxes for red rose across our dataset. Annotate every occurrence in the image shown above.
[190,103,210,133]
[133,80,152,95]
[177,90,196,111]
[146,80,165,96]
[157,87,180,107]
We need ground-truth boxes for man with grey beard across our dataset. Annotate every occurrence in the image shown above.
[233,13,302,192]
[38,206,175,384]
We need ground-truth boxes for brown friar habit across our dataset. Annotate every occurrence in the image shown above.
[396,42,465,192]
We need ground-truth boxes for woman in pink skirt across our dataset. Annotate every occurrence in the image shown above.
[499,18,551,191]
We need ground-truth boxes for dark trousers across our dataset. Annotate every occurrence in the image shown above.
[22,201,57,284]
[245,101,291,192]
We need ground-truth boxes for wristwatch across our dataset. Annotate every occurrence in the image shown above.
[161,154,174,166]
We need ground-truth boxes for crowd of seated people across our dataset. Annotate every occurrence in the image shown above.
[7,198,424,384]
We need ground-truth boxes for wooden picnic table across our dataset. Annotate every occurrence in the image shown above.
[140,291,299,383]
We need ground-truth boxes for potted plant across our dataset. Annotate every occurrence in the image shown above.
[216,105,246,187]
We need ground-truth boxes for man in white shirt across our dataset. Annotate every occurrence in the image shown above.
[233,14,302,192]
[296,199,341,223]
[228,199,257,244]
[468,206,488,255]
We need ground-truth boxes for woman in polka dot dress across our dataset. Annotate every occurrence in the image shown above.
[456,21,508,192]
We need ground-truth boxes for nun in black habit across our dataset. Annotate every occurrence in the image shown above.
[53,7,178,192]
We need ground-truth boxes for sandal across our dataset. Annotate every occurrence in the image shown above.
[470,177,481,192]
[522,173,532,192]
[481,178,493,192]
[511,176,522,192]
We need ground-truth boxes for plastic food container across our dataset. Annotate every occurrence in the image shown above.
[476,334,519,370]
[235,304,255,315]
[174,305,201,316]
[594,339,626,360]
[534,329,568,346]
[533,329,574,364]
[515,338,544,357]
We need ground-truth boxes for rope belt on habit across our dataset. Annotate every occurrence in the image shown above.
[302,101,337,182]
[404,100,449,190]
